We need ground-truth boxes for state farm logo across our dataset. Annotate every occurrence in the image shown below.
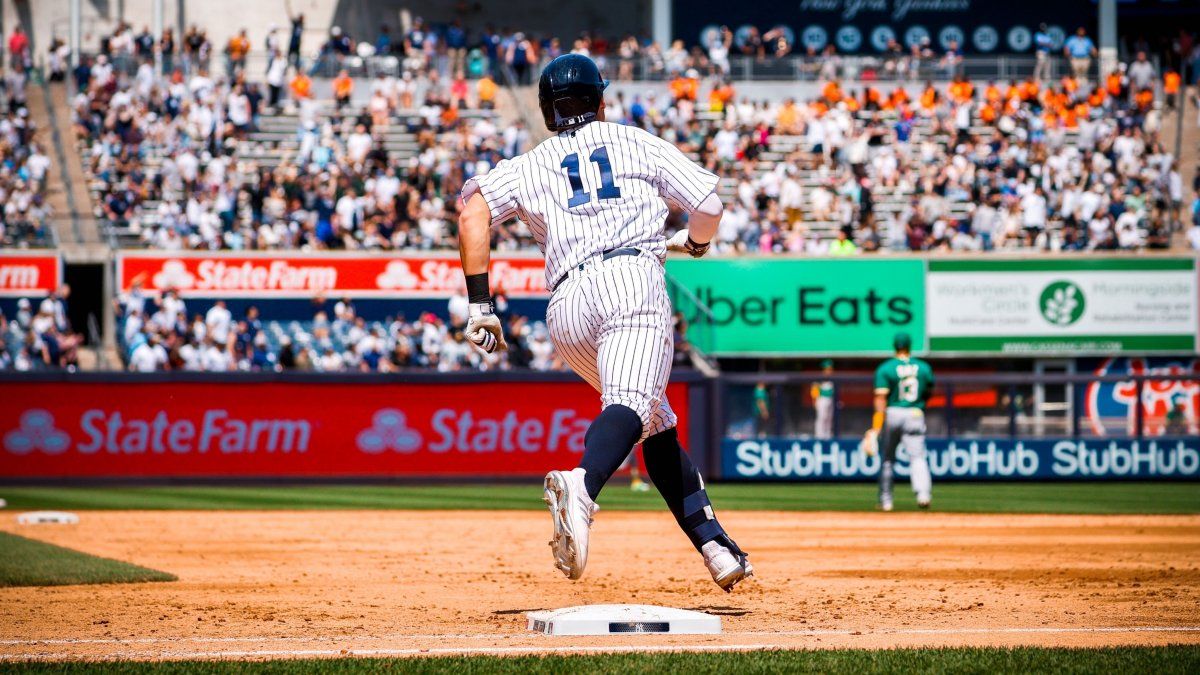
[375,261,420,290]
[357,409,422,453]
[3,409,313,454]
[377,259,546,294]
[153,260,197,289]
[147,259,339,293]
[355,407,590,454]
[4,410,71,455]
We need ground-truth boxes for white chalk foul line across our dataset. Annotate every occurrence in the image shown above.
[3,625,1199,647]
[2,644,780,661]
[1,625,1198,660]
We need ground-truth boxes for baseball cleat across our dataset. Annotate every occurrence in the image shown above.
[543,468,598,580]
[630,478,650,493]
[879,499,894,512]
[917,496,931,510]
[701,540,754,592]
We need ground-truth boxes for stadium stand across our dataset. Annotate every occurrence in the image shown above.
[3,17,1196,373]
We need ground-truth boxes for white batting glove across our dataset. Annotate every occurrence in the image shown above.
[861,428,879,457]
[665,229,710,258]
[465,302,508,354]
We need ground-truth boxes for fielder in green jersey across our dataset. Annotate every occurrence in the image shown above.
[862,332,934,511]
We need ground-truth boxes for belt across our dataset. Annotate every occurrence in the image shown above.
[552,247,642,292]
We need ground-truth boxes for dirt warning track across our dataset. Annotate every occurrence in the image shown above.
[2,510,1199,660]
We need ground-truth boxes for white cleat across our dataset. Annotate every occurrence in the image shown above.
[543,468,598,580]
[917,495,931,510]
[879,499,894,512]
[701,540,754,592]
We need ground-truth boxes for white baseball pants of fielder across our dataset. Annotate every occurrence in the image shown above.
[547,253,677,442]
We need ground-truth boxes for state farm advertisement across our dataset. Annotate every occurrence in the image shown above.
[117,253,548,298]
[0,381,689,478]
[0,252,62,296]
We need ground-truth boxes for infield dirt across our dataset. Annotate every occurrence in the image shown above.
[2,510,1198,660]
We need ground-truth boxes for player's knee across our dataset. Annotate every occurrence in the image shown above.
[589,403,643,443]
[643,427,680,455]
[601,394,657,435]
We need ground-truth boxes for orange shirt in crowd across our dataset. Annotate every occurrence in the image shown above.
[919,86,937,110]
[980,103,998,123]
[822,80,842,103]
[228,36,250,60]
[1106,72,1122,97]
[670,76,699,101]
[1165,71,1181,94]
[289,72,312,99]
[477,76,497,104]
[1135,88,1154,110]
[333,73,354,99]
[709,83,735,112]
[949,80,972,103]
[889,87,910,109]
[1088,87,1106,107]
[1061,75,1079,95]
[984,84,1001,103]
[776,101,799,131]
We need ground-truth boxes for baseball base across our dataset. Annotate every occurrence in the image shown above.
[526,604,721,635]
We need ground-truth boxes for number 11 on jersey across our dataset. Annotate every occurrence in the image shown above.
[560,146,622,207]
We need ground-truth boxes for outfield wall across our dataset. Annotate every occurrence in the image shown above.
[0,372,711,482]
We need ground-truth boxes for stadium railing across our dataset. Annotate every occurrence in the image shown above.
[721,371,1199,442]
[589,54,1105,83]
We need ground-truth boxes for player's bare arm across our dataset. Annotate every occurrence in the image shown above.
[665,191,721,257]
[457,192,507,353]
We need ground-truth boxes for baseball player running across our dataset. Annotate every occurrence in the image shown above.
[862,332,934,511]
[456,54,752,591]
[812,359,834,440]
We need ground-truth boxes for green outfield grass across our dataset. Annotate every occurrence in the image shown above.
[0,482,1196,514]
[0,532,176,587]
[8,646,1200,674]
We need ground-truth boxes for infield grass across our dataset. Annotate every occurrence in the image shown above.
[0,532,175,587]
[8,646,1200,673]
[0,482,1196,514]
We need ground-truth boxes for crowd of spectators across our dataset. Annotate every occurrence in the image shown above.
[107,284,567,373]
[0,25,54,248]
[71,17,528,252]
[0,286,84,371]
[66,15,1199,256]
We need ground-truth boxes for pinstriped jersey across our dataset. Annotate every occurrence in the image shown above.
[462,121,719,289]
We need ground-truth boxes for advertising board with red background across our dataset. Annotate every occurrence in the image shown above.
[117,252,548,298]
[0,380,689,479]
[0,252,62,296]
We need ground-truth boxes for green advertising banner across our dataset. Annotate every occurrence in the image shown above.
[926,258,1198,355]
[665,258,926,356]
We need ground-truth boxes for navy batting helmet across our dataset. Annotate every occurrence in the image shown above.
[538,54,608,132]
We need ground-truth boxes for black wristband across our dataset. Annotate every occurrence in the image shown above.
[465,273,491,304]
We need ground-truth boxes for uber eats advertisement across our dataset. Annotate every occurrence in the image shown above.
[665,258,926,356]
[665,256,1197,358]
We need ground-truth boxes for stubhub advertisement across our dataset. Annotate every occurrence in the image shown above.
[724,437,1200,481]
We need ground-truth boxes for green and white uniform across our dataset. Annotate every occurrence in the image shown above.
[814,381,834,440]
[873,356,934,505]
